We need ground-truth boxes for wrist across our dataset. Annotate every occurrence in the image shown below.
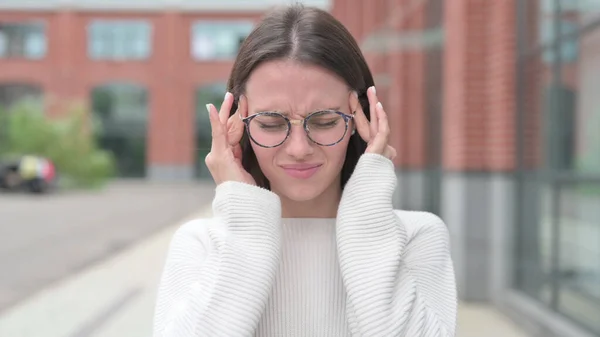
[213,181,281,229]
[349,153,396,190]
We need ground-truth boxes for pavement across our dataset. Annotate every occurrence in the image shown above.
[0,185,533,337]
[0,180,215,313]
[0,206,209,337]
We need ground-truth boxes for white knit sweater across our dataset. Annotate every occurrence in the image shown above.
[153,153,457,336]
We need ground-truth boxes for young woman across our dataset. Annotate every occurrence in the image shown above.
[153,4,457,337]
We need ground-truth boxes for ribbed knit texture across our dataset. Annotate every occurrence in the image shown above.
[153,153,457,337]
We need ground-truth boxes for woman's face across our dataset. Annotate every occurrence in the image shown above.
[243,60,354,202]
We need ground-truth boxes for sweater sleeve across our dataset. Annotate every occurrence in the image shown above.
[336,153,457,337]
[153,181,282,337]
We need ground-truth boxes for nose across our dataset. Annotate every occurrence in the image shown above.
[284,124,314,159]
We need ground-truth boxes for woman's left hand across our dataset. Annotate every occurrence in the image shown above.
[351,86,397,160]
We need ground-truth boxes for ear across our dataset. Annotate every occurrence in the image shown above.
[238,94,249,119]
[348,90,359,112]
[348,91,360,135]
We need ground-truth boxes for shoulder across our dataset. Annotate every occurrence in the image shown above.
[393,210,450,248]
[167,217,216,255]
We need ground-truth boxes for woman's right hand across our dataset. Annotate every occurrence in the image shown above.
[205,92,256,186]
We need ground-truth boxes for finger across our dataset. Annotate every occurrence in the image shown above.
[227,117,241,146]
[219,92,234,125]
[349,91,370,143]
[227,95,247,146]
[377,101,390,140]
[386,146,397,160]
[232,143,243,163]
[226,94,241,127]
[367,86,379,137]
[207,103,227,152]
[370,101,390,153]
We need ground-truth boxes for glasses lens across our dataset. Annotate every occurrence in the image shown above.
[306,111,347,145]
[248,113,289,147]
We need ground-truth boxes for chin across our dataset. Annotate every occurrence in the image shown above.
[270,179,329,202]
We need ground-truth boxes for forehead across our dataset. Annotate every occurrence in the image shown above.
[245,60,349,113]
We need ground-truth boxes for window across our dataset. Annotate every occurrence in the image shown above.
[0,22,46,59]
[87,20,152,60]
[191,20,254,61]
[516,2,600,334]
[91,82,148,177]
[194,82,227,179]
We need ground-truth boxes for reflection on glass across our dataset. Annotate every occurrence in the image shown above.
[0,22,46,59]
[576,28,600,175]
[555,184,600,333]
[0,83,42,109]
[91,83,148,177]
[88,20,152,60]
[518,2,600,335]
[194,83,226,178]
[191,21,254,61]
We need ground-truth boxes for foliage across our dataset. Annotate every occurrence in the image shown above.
[0,100,116,189]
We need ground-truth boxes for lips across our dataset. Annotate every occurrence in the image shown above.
[280,163,322,179]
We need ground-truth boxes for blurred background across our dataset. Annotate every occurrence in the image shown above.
[0,0,598,336]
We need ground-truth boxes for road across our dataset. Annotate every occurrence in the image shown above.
[0,180,215,314]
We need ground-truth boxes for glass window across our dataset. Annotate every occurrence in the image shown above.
[194,82,226,179]
[0,22,46,59]
[191,20,254,61]
[0,83,42,109]
[516,2,600,335]
[88,20,152,60]
[91,82,148,177]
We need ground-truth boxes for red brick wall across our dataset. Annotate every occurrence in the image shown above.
[443,0,518,171]
[341,0,520,172]
[523,0,542,169]
[443,0,489,171]
[2,0,524,174]
[486,0,517,171]
[404,3,427,169]
[385,0,408,168]
[334,0,430,169]
[0,10,261,171]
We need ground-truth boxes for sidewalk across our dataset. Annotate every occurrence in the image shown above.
[0,206,211,337]
[458,303,531,337]
[0,207,531,337]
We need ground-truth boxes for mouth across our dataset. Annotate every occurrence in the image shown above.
[280,164,323,179]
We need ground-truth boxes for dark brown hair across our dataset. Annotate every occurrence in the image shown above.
[227,4,374,189]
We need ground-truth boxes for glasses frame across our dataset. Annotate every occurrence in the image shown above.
[240,110,355,148]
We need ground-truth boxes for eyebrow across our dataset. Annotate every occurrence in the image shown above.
[255,107,342,116]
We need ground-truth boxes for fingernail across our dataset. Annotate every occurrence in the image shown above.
[377,102,383,109]
[205,104,211,114]
[224,92,231,100]
[371,86,376,95]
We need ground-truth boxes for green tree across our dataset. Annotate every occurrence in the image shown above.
[2,100,116,189]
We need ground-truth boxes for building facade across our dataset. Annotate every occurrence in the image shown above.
[0,0,329,179]
[0,0,598,336]
[334,1,599,336]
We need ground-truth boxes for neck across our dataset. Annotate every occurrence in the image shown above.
[278,183,342,218]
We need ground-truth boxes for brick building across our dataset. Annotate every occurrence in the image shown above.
[1,0,599,336]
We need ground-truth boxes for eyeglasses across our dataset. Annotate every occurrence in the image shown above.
[240,110,355,148]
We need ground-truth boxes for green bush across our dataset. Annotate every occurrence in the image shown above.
[1,100,116,189]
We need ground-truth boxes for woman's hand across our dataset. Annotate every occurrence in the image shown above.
[352,86,397,160]
[205,92,255,186]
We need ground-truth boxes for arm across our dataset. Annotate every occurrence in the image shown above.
[336,153,457,337]
[153,181,281,337]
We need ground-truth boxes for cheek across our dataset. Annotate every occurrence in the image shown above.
[325,139,351,168]
[250,143,276,172]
